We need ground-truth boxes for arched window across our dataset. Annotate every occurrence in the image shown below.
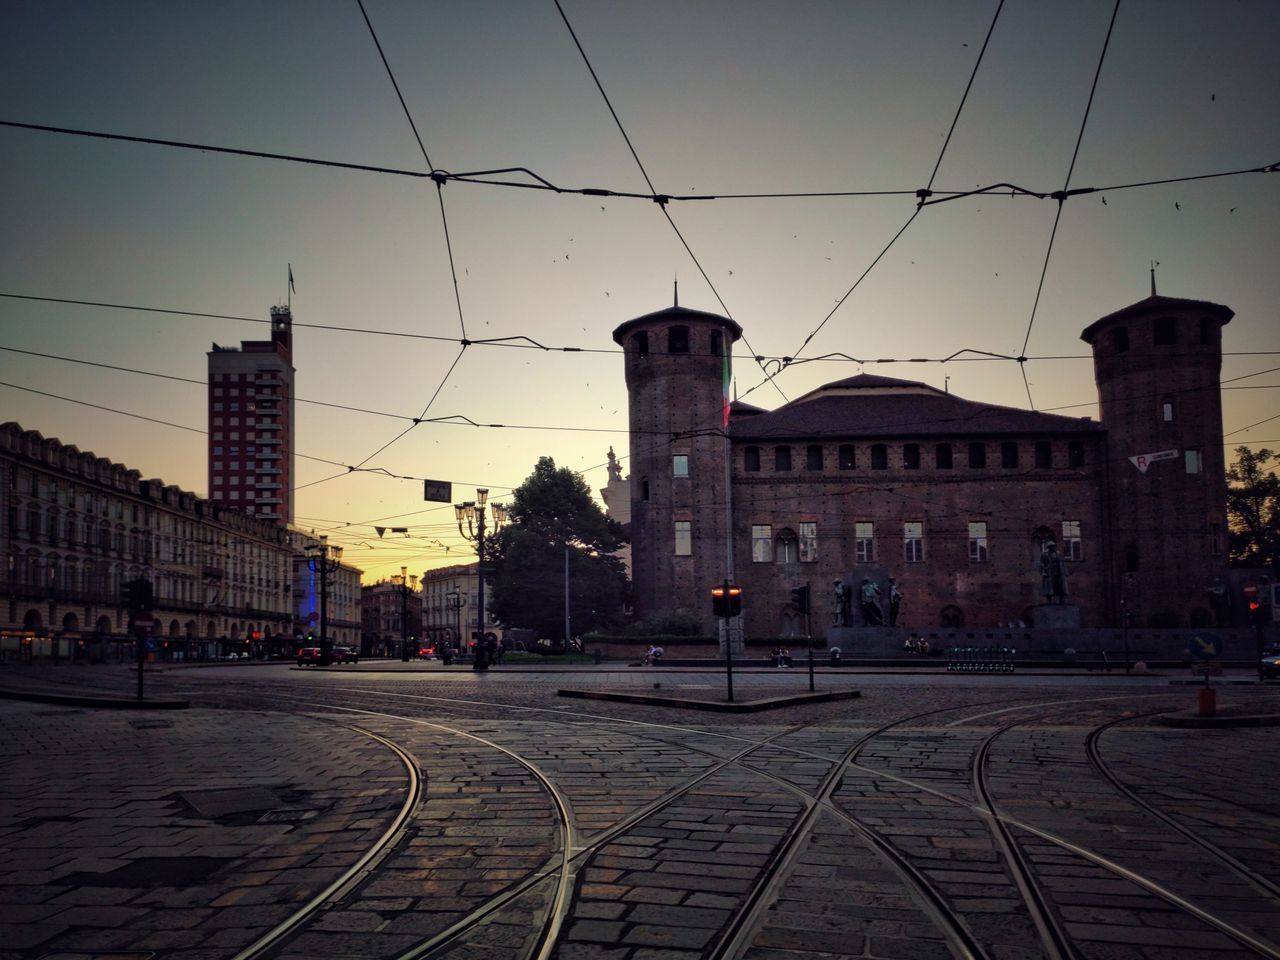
[903,444,920,469]
[668,326,689,353]
[774,529,798,564]
[744,446,761,472]
[806,445,823,470]
[632,331,649,357]
[1112,326,1129,352]
[941,605,964,628]
[710,330,723,356]
[935,443,953,469]
[1034,441,1052,469]
[774,446,792,471]
[838,444,856,470]
[1153,316,1177,346]
[871,444,888,470]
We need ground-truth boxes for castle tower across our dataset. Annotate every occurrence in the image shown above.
[1081,294,1233,626]
[612,306,742,624]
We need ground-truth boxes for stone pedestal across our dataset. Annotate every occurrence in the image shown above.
[1031,603,1081,629]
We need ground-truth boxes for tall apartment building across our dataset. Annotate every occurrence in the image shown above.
[208,306,295,524]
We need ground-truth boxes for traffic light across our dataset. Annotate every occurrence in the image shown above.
[122,580,137,610]
[121,578,153,612]
[1249,600,1268,625]
[711,583,742,618]
[790,584,810,615]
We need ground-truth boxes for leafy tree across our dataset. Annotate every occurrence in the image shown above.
[487,457,628,641]
[1226,446,1279,567]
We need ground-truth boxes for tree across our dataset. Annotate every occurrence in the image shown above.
[1226,446,1279,567]
[487,457,628,641]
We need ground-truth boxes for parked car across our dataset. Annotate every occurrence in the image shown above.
[331,646,359,664]
[1263,644,1280,679]
[297,646,323,666]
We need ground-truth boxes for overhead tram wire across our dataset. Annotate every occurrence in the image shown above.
[1017,0,1122,412]
[753,0,1007,399]
[551,0,787,404]
[3,120,1270,209]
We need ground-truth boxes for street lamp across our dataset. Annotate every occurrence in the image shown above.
[446,588,465,658]
[394,566,419,662]
[305,538,343,664]
[455,488,506,671]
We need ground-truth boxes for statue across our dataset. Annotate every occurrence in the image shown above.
[833,580,848,627]
[1040,541,1069,603]
[1206,579,1230,627]
[859,577,884,625]
[888,578,902,626]
[606,446,622,482]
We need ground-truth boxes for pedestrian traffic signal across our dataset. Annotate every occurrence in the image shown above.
[1249,600,1268,624]
[711,583,742,618]
[790,584,810,615]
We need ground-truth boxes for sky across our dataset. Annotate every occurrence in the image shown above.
[2,0,1278,585]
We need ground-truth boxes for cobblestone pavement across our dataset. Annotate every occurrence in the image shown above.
[0,662,1276,960]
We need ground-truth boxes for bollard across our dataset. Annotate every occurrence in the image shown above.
[1198,686,1216,717]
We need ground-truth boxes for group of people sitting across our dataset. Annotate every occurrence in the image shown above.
[770,647,793,667]
[642,645,665,665]
[902,634,932,655]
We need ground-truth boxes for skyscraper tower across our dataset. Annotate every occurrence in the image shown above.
[1080,293,1233,626]
[612,305,741,624]
[207,305,296,524]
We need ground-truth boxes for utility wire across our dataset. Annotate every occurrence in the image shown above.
[551,0,786,404]
[1018,0,1122,388]
[355,0,434,171]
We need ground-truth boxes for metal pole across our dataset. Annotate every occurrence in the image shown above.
[135,620,144,701]
[723,577,734,703]
[564,543,571,657]
[318,558,329,663]
[474,511,488,671]
[401,580,409,661]
[806,582,814,692]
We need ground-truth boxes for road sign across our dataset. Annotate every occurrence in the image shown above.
[1188,632,1222,660]
[1128,449,1178,473]
[132,617,155,630]
[424,480,452,503]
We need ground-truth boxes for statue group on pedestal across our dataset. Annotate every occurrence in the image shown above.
[833,576,902,627]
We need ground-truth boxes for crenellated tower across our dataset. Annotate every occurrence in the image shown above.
[1081,293,1233,626]
[612,306,742,625]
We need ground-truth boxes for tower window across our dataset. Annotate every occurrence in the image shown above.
[1153,316,1177,346]
[968,522,988,562]
[806,445,823,471]
[1001,442,1018,469]
[672,455,689,477]
[774,530,797,564]
[903,521,924,563]
[774,446,792,471]
[1034,441,1052,469]
[935,443,953,469]
[1112,327,1129,353]
[855,522,874,563]
[1162,398,1174,422]
[1199,317,1214,344]
[641,479,650,501]
[1062,520,1082,560]
[674,521,691,556]
[798,521,818,562]
[968,442,987,469]
[1185,449,1202,474]
[871,444,888,470]
[838,444,856,470]
[744,446,760,472]
[668,326,689,353]
[903,444,920,469]
[710,330,723,357]
[752,525,773,563]
[1068,441,1085,468]
[632,332,649,358]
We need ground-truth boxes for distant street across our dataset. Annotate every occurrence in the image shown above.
[1,662,1277,960]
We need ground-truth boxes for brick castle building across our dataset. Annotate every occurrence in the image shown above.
[614,294,1232,638]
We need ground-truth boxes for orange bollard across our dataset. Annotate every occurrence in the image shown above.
[1198,686,1216,717]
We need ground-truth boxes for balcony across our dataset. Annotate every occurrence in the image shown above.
[258,437,282,446]
[255,481,280,490]
[257,451,281,461]
[256,421,281,431]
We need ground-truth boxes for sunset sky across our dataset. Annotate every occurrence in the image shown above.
[2,0,1277,584]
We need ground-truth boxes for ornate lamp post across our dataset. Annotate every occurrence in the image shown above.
[304,538,343,664]
[447,588,465,656]
[393,566,419,662]
[455,489,506,671]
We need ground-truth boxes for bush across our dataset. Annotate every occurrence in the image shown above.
[620,610,706,637]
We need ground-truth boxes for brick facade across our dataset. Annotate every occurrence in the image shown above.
[615,295,1233,639]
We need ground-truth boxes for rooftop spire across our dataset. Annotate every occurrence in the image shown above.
[673,276,679,307]
[1150,260,1160,296]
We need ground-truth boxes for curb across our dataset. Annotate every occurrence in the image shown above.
[0,688,190,710]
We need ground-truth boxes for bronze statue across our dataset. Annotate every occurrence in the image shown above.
[833,580,848,627]
[888,578,902,626]
[860,577,884,625]
[1040,541,1069,602]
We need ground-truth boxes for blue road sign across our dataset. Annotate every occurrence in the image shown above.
[1189,633,1222,660]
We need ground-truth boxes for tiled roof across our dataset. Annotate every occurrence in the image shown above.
[1080,295,1232,342]
[731,374,1102,439]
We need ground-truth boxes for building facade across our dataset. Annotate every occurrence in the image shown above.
[420,562,500,651]
[614,295,1232,637]
[2,422,297,660]
[360,580,422,658]
[207,305,296,525]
